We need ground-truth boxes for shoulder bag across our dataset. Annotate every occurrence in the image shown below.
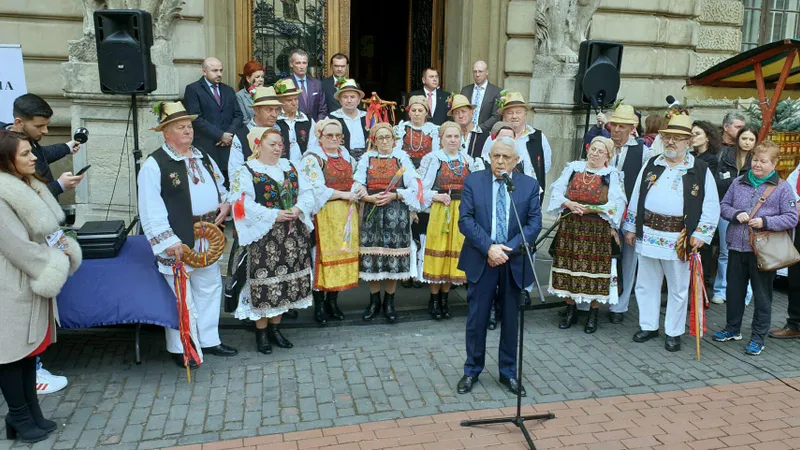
[748,180,800,271]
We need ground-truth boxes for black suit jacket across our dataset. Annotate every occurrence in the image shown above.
[321,76,340,112]
[409,88,449,125]
[460,82,502,132]
[183,77,243,173]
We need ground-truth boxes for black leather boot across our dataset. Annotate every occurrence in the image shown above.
[440,291,452,319]
[313,290,327,324]
[326,292,345,321]
[487,301,498,330]
[401,279,413,288]
[255,327,272,355]
[362,292,382,321]
[267,323,293,349]
[21,359,56,433]
[283,309,299,319]
[429,293,442,320]
[585,308,599,334]
[383,292,398,324]
[559,304,578,329]
[4,404,49,443]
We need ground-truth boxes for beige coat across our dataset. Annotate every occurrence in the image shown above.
[0,172,81,364]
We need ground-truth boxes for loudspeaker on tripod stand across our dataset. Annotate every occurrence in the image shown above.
[94,9,157,94]
[574,40,624,109]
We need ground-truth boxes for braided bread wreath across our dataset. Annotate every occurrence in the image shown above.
[181,221,226,268]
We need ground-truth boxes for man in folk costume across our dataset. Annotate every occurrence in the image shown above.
[275,78,317,165]
[138,102,238,368]
[228,86,283,176]
[623,114,719,352]
[448,94,488,159]
[328,79,369,161]
[604,104,653,324]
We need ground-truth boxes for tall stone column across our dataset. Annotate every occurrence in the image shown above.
[61,0,185,224]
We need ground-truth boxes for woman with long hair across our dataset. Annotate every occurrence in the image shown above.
[0,130,82,443]
[642,115,666,147]
[691,120,722,175]
[235,61,266,126]
[713,125,758,305]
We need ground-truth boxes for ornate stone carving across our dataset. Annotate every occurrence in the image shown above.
[699,0,744,26]
[695,54,729,75]
[70,0,184,64]
[534,0,601,62]
[697,27,741,53]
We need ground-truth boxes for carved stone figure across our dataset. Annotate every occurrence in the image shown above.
[535,0,601,62]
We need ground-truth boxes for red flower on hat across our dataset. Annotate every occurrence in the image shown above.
[254,138,261,146]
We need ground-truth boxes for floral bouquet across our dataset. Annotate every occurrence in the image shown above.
[341,202,357,251]
[279,184,295,234]
[495,90,509,109]
[333,77,347,90]
[441,187,452,234]
[365,167,406,222]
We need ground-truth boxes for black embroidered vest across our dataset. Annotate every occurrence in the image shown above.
[150,147,220,247]
[234,125,252,161]
[277,118,313,157]
[525,131,546,194]
[621,142,644,201]
[634,155,709,239]
[245,164,299,209]
[333,115,369,153]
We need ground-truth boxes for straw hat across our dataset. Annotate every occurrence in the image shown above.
[246,127,281,155]
[497,91,531,115]
[334,79,365,100]
[607,104,638,125]
[447,94,475,116]
[406,95,429,113]
[274,78,301,97]
[251,86,282,107]
[659,114,693,136]
[152,101,198,132]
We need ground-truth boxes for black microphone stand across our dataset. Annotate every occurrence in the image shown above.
[460,177,556,450]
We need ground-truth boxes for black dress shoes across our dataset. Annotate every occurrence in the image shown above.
[170,353,198,369]
[457,375,478,394]
[499,376,526,397]
[665,335,682,352]
[633,329,659,343]
[202,343,239,357]
[608,312,624,324]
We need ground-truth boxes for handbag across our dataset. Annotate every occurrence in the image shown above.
[747,181,800,271]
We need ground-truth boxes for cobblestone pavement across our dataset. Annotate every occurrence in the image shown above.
[1,290,799,449]
[164,377,800,450]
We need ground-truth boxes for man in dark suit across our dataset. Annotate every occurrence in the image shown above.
[183,57,243,186]
[460,60,502,132]
[409,68,449,125]
[321,53,349,112]
[288,49,328,121]
[456,137,542,396]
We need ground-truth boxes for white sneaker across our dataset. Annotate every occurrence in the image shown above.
[710,296,725,304]
[36,367,68,395]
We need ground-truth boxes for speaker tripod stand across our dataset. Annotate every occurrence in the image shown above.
[460,179,559,450]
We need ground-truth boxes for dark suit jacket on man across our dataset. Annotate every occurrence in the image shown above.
[409,87,449,125]
[183,77,243,175]
[460,82,502,132]
[321,76,340,112]
[292,75,328,121]
[458,170,542,288]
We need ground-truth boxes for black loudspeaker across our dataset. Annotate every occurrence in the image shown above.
[574,40,623,108]
[94,10,157,94]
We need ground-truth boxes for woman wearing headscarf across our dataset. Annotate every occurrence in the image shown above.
[230,127,315,354]
[548,136,627,333]
[355,123,422,323]
[235,61,265,126]
[301,119,360,324]
[418,121,484,320]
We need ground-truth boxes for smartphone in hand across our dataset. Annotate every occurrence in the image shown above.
[76,165,92,176]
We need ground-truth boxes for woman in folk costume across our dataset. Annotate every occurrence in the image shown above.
[230,127,315,354]
[275,78,317,165]
[355,123,423,323]
[301,119,360,324]
[548,136,627,333]
[419,120,484,320]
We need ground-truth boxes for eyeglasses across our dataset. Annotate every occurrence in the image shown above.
[375,136,394,141]
[323,133,343,139]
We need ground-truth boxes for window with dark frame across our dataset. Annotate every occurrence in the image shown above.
[742,0,800,51]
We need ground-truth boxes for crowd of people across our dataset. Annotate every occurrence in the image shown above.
[2,47,800,443]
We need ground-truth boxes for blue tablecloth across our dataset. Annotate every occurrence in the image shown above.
[58,235,179,329]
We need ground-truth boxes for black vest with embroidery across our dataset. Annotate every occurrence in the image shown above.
[234,125,252,161]
[245,164,299,209]
[466,131,489,159]
[524,131,546,193]
[333,115,369,151]
[277,118,313,156]
[621,142,644,201]
[150,147,220,247]
[634,155,708,239]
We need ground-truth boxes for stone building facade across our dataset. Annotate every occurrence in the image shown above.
[0,0,746,222]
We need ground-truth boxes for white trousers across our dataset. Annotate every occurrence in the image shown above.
[163,263,223,356]
[609,238,638,313]
[635,255,690,337]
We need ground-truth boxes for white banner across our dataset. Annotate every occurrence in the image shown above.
[0,45,27,124]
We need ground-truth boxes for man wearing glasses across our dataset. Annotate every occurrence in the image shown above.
[623,114,720,353]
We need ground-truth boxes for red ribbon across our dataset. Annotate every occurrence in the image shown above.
[688,252,708,337]
[173,262,201,378]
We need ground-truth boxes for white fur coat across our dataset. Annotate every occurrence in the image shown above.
[0,172,82,364]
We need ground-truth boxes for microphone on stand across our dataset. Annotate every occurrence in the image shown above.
[499,170,515,192]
